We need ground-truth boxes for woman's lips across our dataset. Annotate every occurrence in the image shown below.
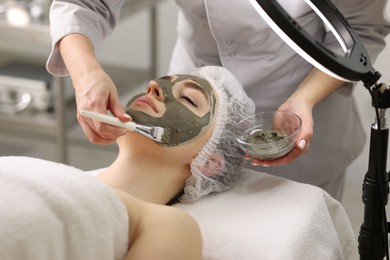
[133,96,158,113]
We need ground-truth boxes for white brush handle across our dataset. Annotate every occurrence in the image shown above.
[80,109,136,131]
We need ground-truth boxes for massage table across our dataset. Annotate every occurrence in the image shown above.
[0,156,354,259]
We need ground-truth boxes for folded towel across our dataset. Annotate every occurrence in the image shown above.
[175,169,355,260]
[0,156,128,260]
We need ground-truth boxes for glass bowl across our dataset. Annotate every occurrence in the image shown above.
[235,110,302,160]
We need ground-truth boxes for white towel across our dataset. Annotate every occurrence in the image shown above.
[175,169,355,260]
[6,156,353,260]
[0,156,128,260]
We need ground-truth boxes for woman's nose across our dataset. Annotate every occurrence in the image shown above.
[146,80,164,101]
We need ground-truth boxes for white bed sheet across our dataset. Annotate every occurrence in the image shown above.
[89,167,355,260]
[175,169,355,260]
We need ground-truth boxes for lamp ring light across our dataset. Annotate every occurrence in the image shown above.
[248,0,381,86]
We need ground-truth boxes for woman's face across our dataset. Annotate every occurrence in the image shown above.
[124,74,217,146]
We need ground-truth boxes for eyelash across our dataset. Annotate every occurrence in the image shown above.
[181,94,197,107]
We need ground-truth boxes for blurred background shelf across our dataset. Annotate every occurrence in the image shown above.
[0,0,163,163]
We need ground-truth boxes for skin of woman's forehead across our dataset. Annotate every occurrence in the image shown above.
[171,74,215,95]
[124,74,217,146]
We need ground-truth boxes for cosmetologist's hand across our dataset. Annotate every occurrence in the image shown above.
[245,100,312,167]
[74,67,130,144]
[58,33,131,144]
[246,67,344,167]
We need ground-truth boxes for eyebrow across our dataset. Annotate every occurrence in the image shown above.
[160,75,177,81]
[184,81,210,104]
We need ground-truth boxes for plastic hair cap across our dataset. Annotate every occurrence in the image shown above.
[180,66,255,202]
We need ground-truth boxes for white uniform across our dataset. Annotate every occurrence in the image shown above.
[47,0,390,200]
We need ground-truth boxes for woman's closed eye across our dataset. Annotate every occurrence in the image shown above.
[172,79,211,117]
[180,94,198,107]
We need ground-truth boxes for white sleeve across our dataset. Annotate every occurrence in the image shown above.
[46,0,125,76]
[326,0,390,63]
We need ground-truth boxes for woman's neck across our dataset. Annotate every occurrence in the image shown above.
[97,149,189,205]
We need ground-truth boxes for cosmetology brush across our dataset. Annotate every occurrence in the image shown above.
[80,109,170,143]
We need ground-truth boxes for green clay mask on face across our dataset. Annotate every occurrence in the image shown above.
[124,74,217,146]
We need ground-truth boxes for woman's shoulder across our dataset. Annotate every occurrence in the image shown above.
[112,188,201,240]
[133,204,203,259]
[113,190,202,260]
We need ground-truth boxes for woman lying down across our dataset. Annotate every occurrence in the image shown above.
[0,66,255,260]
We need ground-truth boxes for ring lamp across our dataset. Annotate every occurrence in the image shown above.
[248,0,381,86]
[247,1,389,259]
